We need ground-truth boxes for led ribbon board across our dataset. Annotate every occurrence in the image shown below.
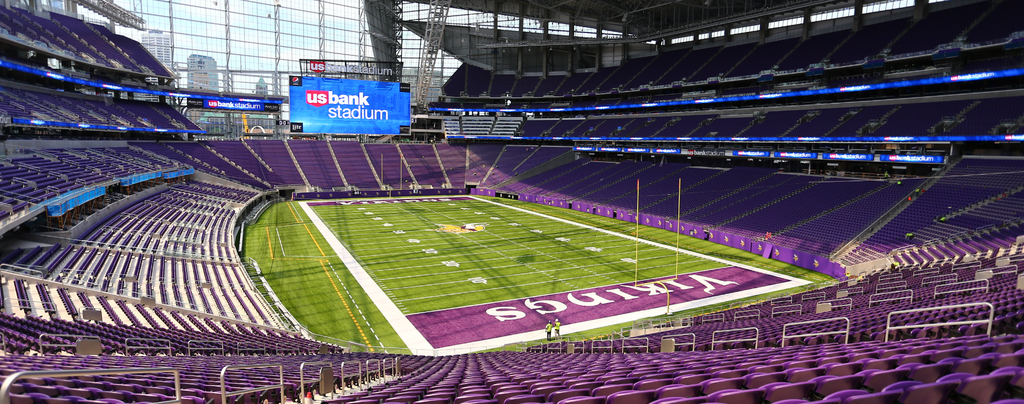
[185,98,279,112]
[288,76,410,135]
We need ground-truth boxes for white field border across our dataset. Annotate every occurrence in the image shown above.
[299,202,432,350]
[300,197,812,353]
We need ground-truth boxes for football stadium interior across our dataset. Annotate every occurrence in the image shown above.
[0,1,1021,404]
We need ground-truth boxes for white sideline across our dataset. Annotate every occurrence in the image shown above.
[299,202,433,351]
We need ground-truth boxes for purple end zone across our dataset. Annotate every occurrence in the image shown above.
[407,266,791,348]
[306,196,475,206]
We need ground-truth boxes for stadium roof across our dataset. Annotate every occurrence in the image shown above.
[404,0,846,47]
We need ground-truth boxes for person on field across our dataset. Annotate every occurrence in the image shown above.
[554,319,561,339]
[545,321,553,341]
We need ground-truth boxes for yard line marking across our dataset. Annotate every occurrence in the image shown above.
[388,259,702,293]
[266,227,274,260]
[389,203,566,284]
[303,224,327,257]
[287,201,302,223]
[357,240,654,263]
[319,260,373,349]
[300,201,432,351]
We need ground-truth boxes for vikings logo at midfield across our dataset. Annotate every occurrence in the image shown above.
[435,223,486,234]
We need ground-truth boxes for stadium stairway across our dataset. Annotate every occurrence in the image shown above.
[492,147,576,190]
[397,145,422,189]
[240,139,276,176]
[569,163,656,203]
[832,169,953,264]
[479,146,508,187]
[711,177,826,228]
[639,168,729,213]
[674,169,780,218]
[327,141,352,188]
[169,142,271,189]
[434,144,469,188]
[358,143,387,190]
[432,144,454,188]
[248,141,306,187]
[526,162,622,197]
[400,144,447,189]
[283,141,313,189]
[772,182,897,239]
[499,159,591,195]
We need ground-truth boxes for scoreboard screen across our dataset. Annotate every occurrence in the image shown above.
[288,76,410,135]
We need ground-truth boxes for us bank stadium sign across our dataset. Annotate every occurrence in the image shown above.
[300,59,403,82]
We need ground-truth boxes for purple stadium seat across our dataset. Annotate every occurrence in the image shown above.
[548,390,590,403]
[896,382,958,404]
[843,391,902,404]
[606,391,655,404]
[952,374,1013,404]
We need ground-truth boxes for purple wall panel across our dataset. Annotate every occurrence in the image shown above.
[471,188,497,197]
[294,188,466,200]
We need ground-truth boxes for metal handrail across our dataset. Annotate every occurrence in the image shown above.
[838,286,864,296]
[591,339,614,353]
[869,290,913,306]
[661,333,696,351]
[711,327,759,350]
[934,279,989,299]
[524,340,548,353]
[781,317,851,347]
[771,304,802,318]
[801,292,826,301]
[885,302,994,342]
[187,340,224,356]
[39,333,100,354]
[982,265,1018,276]
[237,342,266,355]
[0,368,180,404]
[219,364,284,404]
[913,269,939,278]
[734,309,761,321]
[382,357,400,378]
[819,298,853,310]
[701,313,725,324]
[299,361,333,399]
[364,359,382,388]
[878,273,903,282]
[953,261,981,270]
[339,361,362,394]
[621,337,649,353]
[124,338,171,356]
[876,281,908,293]
[770,296,793,305]
[922,274,957,288]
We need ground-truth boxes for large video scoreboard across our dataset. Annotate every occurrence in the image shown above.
[288,76,410,135]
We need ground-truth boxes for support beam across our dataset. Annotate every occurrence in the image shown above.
[413,0,452,111]
[802,7,812,40]
[852,0,864,32]
[72,0,145,30]
[913,0,928,21]
[758,16,768,44]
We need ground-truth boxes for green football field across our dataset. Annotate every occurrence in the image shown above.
[241,196,834,352]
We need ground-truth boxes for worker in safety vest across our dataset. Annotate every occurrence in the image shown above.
[554,319,561,339]
[545,321,553,341]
